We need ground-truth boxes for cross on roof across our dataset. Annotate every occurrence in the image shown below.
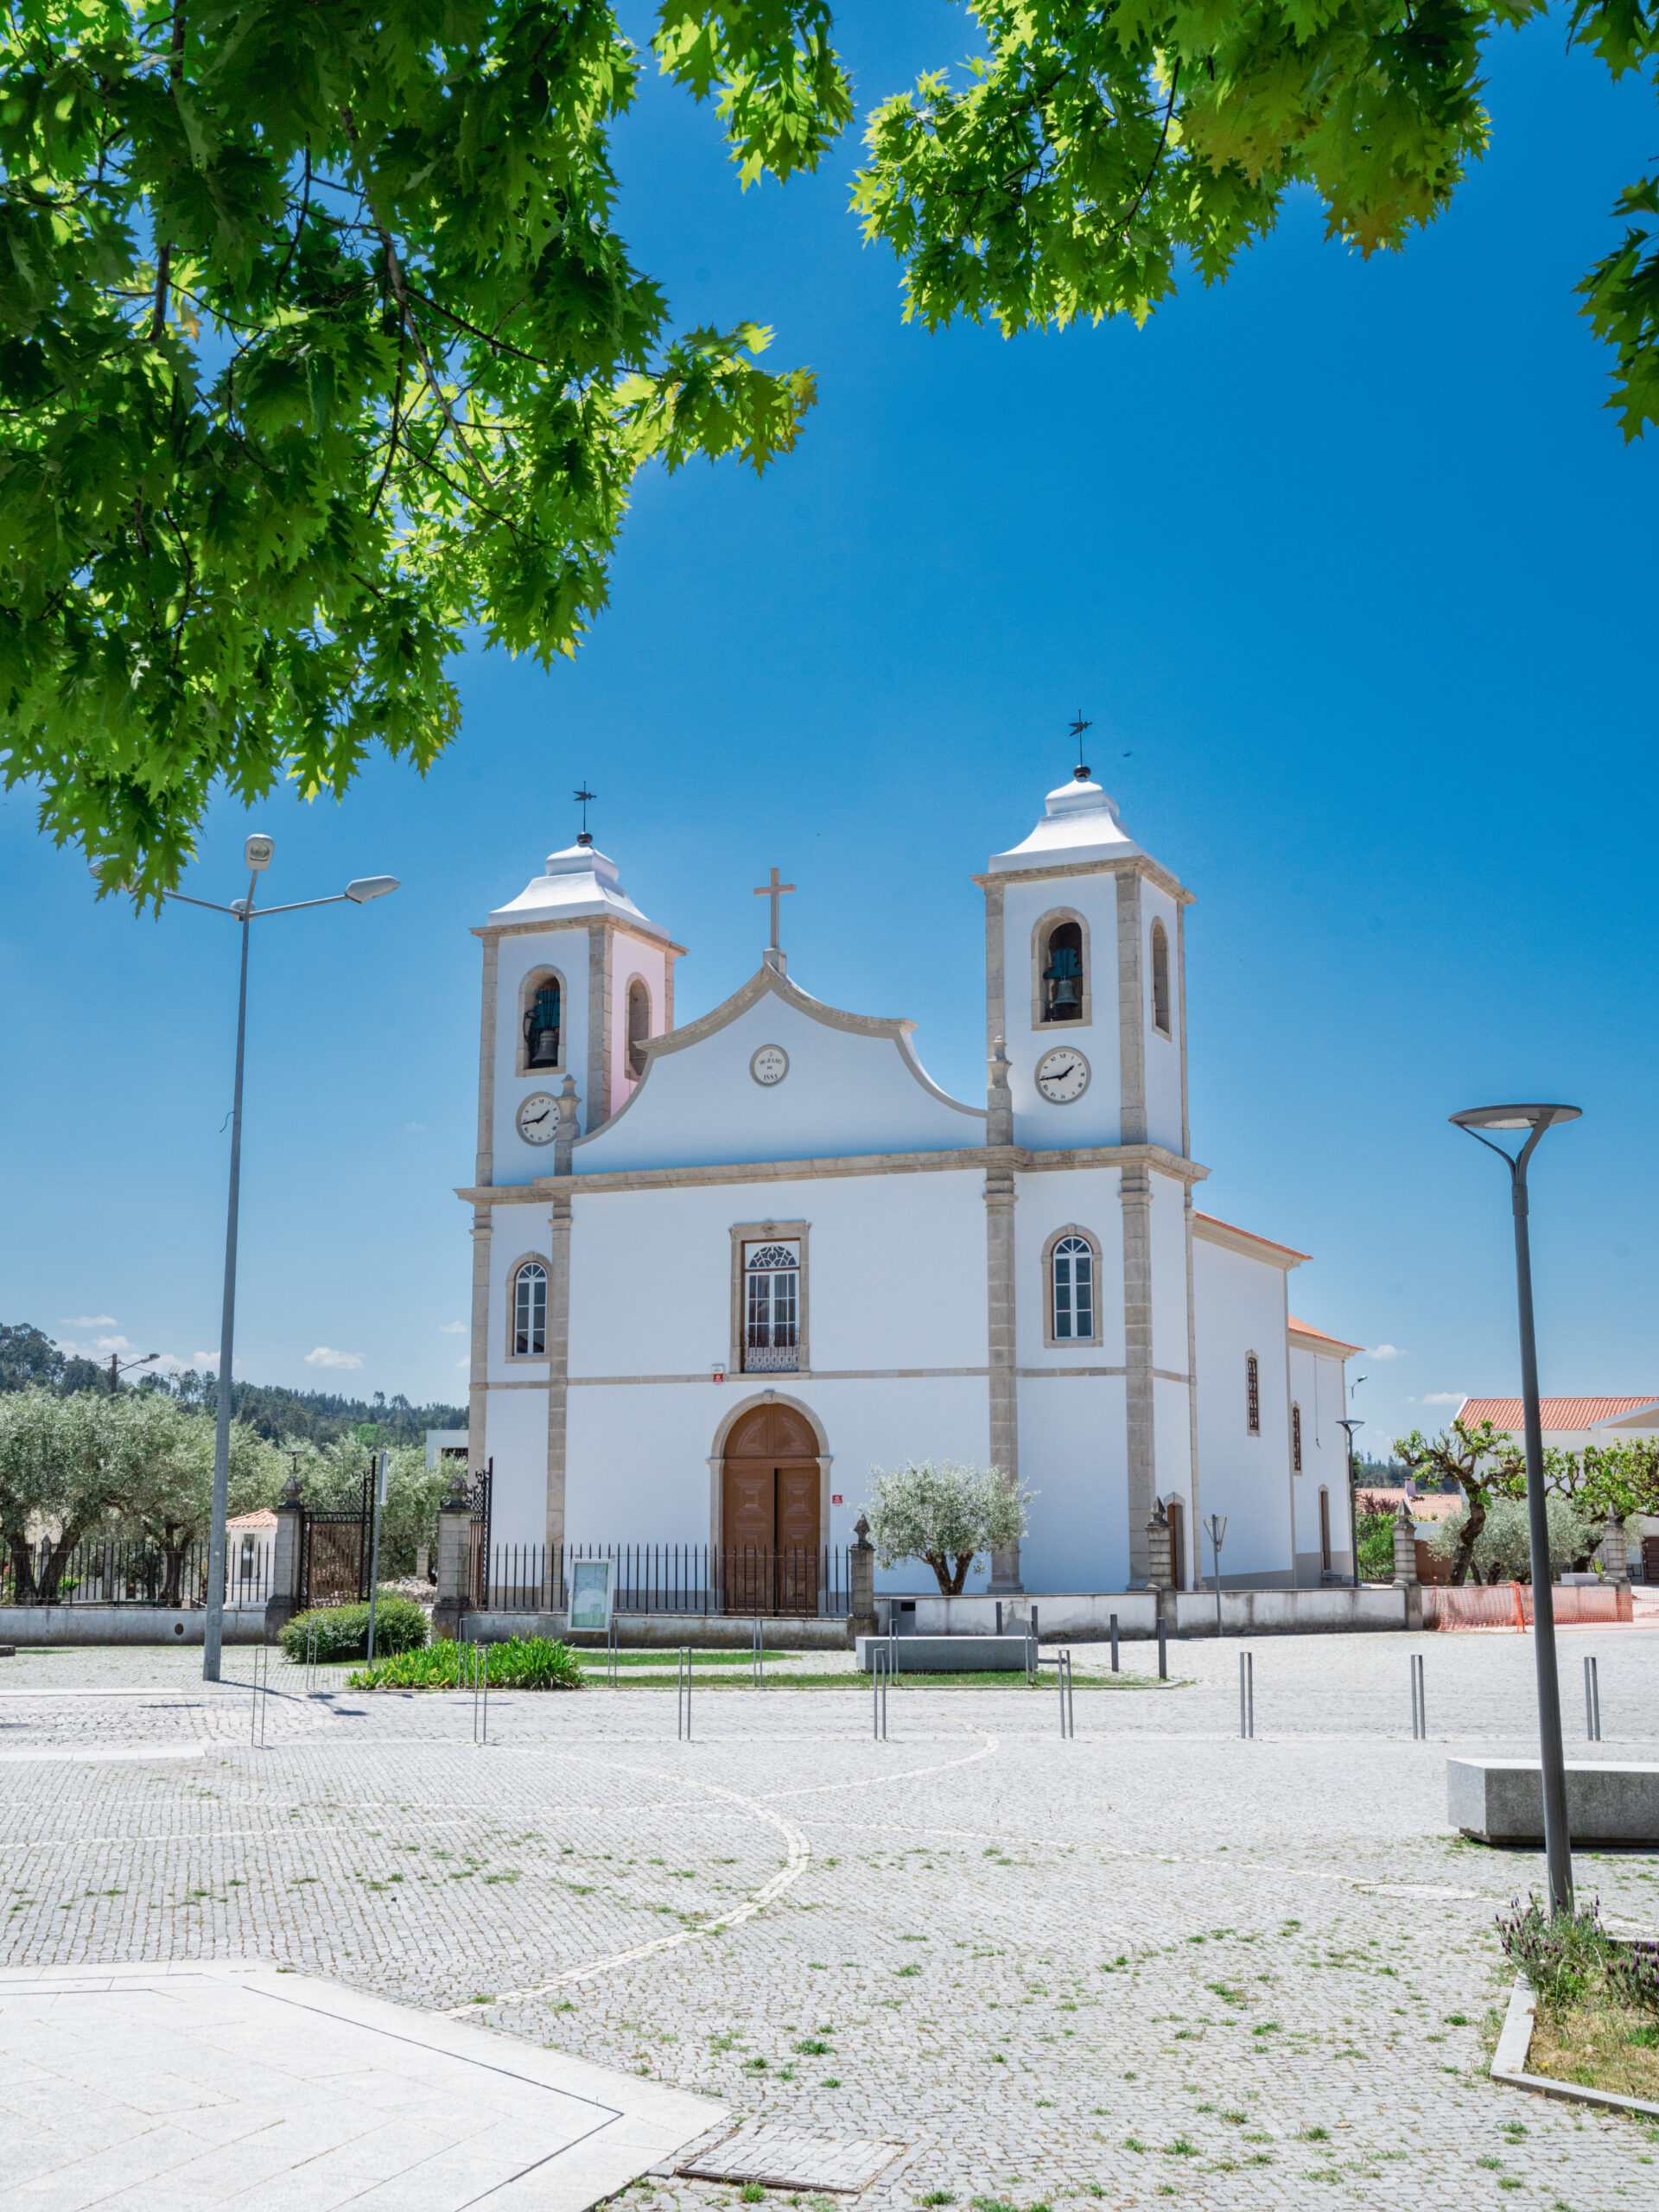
[753,865,796,950]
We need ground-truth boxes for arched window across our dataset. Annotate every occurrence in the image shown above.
[1292,1401,1303,1472]
[1246,1352,1261,1435]
[1319,1486,1332,1573]
[1151,919,1172,1039]
[523,976,561,1071]
[743,1240,800,1372]
[1041,918,1084,1023]
[512,1262,548,1357]
[626,978,651,1080]
[1052,1235,1095,1341]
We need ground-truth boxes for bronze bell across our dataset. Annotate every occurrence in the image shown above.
[527,1024,559,1068]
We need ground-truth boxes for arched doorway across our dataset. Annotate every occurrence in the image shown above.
[721,1400,822,1614]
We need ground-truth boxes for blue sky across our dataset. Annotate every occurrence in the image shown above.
[2,4,1654,1457]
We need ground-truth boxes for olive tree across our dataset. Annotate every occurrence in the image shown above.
[864,1459,1033,1596]
[1394,1419,1525,1586]
[0,1384,122,1602]
[1428,1492,1594,1584]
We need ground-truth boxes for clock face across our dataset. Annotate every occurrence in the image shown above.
[750,1043,790,1087]
[1035,1046,1091,1104]
[516,1092,558,1144]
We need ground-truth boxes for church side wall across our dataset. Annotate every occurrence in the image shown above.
[1193,1241,1296,1586]
[1288,1344,1355,1580]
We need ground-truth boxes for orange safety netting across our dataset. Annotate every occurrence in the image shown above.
[1425,1583,1635,1631]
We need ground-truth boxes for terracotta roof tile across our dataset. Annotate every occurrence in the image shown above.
[1457,1396,1659,1433]
[1193,1211,1312,1262]
[1288,1315,1362,1357]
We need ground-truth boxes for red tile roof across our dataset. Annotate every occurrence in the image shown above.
[1288,1315,1363,1357]
[226,1509,277,1529]
[1193,1211,1312,1262]
[1458,1396,1659,1433]
[1354,1486,1463,1521]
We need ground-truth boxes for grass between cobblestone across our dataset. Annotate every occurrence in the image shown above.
[1529,1999,1659,2101]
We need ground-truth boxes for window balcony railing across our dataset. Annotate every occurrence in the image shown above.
[744,1342,799,1373]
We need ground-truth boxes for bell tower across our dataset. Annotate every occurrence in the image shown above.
[472,829,686,1190]
[977,768,1190,1155]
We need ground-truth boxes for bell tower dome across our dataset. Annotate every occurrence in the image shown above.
[977,769,1191,1156]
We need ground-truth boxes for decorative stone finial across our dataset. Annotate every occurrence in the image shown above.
[854,1513,872,1550]
[442,1467,470,1508]
[280,1469,302,1506]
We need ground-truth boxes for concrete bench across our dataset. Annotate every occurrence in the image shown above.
[854,1634,1032,1674]
[1447,1758,1659,1846]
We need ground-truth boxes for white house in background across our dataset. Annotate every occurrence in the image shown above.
[455,769,1358,1597]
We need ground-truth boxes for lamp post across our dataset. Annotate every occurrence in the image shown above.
[1337,1418,1363,1585]
[99,836,397,1682]
[1451,1102,1581,1916]
[108,1351,160,1395]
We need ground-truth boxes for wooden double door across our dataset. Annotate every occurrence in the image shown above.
[722,1402,822,1615]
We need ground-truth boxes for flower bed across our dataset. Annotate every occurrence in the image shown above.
[348,1635,582,1690]
[1497,1894,1659,2105]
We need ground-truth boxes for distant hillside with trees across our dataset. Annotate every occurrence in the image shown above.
[0,1323,462,1447]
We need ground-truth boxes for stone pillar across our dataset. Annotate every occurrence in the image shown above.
[1601,1512,1630,1586]
[984,1065,1021,1593]
[467,1203,492,1483]
[545,1185,574,1564]
[264,1472,305,1642]
[1146,1499,1177,1628]
[848,1513,877,1642]
[1392,1500,1420,1586]
[433,1471,473,1643]
[1122,1164,1156,1584]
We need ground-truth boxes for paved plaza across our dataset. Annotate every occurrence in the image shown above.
[1,1628,1657,2209]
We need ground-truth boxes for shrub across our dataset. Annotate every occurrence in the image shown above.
[348,1635,583,1690]
[1497,1893,1619,2017]
[1430,1493,1592,1584]
[1356,1511,1395,1580]
[280,1592,429,1663]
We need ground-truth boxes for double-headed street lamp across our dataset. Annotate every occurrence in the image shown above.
[1451,1102,1581,1915]
[101,835,397,1681]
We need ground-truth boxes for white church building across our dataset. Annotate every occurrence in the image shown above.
[457,769,1357,1599]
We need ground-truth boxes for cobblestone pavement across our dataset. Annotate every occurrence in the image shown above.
[2,1630,1657,2210]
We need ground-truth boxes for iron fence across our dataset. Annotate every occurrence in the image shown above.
[0,1535,272,1610]
[474,1540,853,1618]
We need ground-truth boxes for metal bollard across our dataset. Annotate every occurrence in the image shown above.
[873,1646,889,1740]
[753,1616,764,1691]
[249,1643,269,1747]
[1058,1649,1075,1738]
[1156,1614,1167,1681]
[304,1619,319,1693]
[607,1611,619,1689]
[1585,1654,1601,1742]
[677,1646,692,1739]
[1410,1652,1427,1740]
[1238,1650,1254,1738]
[1109,1612,1119,1674]
[472,1638,489,1745]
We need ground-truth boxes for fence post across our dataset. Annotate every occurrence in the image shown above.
[848,1514,878,1643]
[264,1471,305,1643]
[433,1470,473,1644]
[1391,1501,1420,1587]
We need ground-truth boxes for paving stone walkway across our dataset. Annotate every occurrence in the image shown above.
[1,1628,1656,2209]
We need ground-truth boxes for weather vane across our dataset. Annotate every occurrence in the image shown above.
[574,785,595,847]
[1068,711,1092,782]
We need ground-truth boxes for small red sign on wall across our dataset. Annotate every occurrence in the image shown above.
[831,1494,843,1505]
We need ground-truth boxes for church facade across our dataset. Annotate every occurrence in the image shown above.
[457,771,1357,1598]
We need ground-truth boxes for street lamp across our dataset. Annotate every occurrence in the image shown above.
[1451,1101,1581,1915]
[97,835,397,1681]
[108,1351,160,1395]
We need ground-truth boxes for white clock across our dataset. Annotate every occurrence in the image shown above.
[1034,1046,1091,1104]
[516,1092,559,1144]
[750,1044,790,1087]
